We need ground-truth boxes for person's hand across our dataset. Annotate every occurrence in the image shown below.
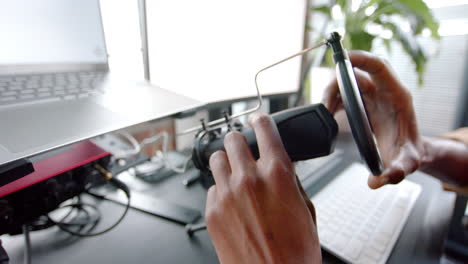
[205,112,321,264]
[322,50,425,189]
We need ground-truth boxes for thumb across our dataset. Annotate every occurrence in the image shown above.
[367,143,421,189]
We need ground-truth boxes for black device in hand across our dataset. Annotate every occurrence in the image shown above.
[192,104,338,173]
[326,32,384,175]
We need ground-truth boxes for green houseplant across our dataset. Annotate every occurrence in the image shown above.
[309,0,440,85]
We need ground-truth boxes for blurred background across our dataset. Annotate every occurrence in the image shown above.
[98,0,468,150]
[306,0,468,137]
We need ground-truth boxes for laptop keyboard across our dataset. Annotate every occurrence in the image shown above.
[0,72,107,106]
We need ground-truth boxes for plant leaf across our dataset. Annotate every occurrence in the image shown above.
[383,22,427,85]
[394,0,440,39]
[348,31,376,51]
[362,0,403,23]
[310,5,332,19]
[322,48,335,68]
[362,0,379,9]
[335,0,348,11]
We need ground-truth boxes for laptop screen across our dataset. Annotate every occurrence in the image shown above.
[0,0,107,67]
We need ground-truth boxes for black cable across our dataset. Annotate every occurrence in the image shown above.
[49,202,101,227]
[59,196,80,222]
[29,197,85,231]
[65,205,100,235]
[47,177,131,237]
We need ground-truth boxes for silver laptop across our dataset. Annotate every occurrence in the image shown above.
[0,0,203,166]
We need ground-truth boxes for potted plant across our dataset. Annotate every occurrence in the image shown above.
[300,0,440,104]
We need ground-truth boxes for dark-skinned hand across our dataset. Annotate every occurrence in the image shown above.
[205,112,321,264]
[323,50,424,189]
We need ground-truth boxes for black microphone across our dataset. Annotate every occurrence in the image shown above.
[192,103,338,173]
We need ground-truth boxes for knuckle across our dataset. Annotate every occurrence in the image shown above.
[224,131,244,146]
[209,150,226,167]
[251,113,272,128]
[238,173,259,189]
[380,57,391,67]
[265,159,294,184]
[232,171,262,194]
[267,159,293,175]
[373,54,388,67]
[216,190,235,209]
[205,207,218,227]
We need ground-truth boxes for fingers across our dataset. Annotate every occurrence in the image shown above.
[322,68,375,114]
[205,185,218,233]
[205,185,217,218]
[223,131,255,174]
[368,165,409,189]
[353,68,376,93]
[348,50,389,75]
[367,143,421,189]
[348,50,400,89]
[248,112,288,162]
[209,151,231,188]
[367,174,391,189]
[322,78,340,113]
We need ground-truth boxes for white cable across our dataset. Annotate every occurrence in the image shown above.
[113,131,192,174]
[140,132,166,149]
[112,132,141,158]
[157,131,192,174]
[164,152,192,174]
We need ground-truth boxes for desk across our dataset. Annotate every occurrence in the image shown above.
[1,133,456,264]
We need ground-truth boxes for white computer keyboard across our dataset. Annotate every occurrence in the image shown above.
[311,163,421,264]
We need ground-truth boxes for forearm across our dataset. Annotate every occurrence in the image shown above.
[420,136,468,186]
